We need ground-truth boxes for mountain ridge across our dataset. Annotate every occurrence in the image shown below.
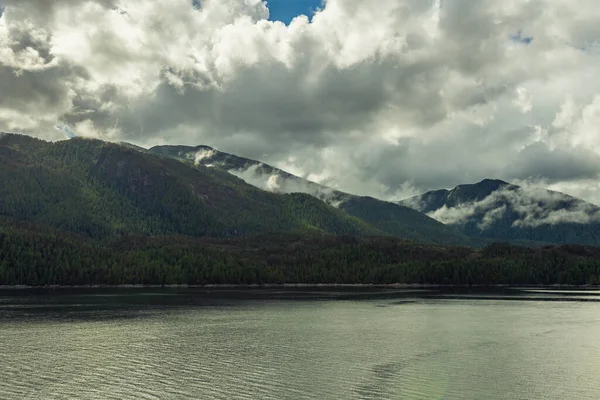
[400,179,600,246]
[0,133,380,239]
[148,143,475,246]
[3,133,600,287]
[5,133,599,246]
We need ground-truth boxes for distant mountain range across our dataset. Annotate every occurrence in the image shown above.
[149,144,600,246]
[400,179,600,246]
[0,134,468,246]
[148,144,472,245]
[2,133,600,247]
[3,133,600,287]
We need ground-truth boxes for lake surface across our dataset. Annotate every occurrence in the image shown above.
[1,287,600,399]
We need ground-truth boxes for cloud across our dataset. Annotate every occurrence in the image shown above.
[1,0,600,203]
[426,183,600,229]
[55,123,77,139]
[546,179,600,207]
[192,148,218,165]
[228,163,339,203]
[504,141,600,182]
[513,86,532,113]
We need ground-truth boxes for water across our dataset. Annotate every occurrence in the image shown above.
[1,287,600,399]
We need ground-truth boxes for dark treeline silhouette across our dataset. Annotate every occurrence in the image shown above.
[1,222,599,286]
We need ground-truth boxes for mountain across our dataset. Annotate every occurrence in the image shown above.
[2,134,600,287]
[0,133,380,239]
[149,145,347,202]
[9,133,595,247]
[149,144,474,245]
[400,179,600,246]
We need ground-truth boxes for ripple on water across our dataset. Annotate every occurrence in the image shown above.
[1,294,600,399]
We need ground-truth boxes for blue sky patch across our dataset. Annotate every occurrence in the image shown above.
[267,0,323,24]
[55,125,78,139]
[510,30,534,45]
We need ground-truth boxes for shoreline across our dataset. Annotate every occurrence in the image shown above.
[1,283,599,290]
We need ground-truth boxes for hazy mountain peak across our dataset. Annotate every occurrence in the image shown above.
[400,179,600,245]
[452,178,512,194]
[478,178,510,186]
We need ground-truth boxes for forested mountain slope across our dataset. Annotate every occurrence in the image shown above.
[2,134,600,287]
[149,144,472,245]
[401,179,600,246]
[0,134,376,239]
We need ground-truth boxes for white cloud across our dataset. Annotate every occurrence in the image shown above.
[1,0,600,202]
[192,148,217,165]
[426,183,600,229]
[228,163,339,203]
[513,87,532,113]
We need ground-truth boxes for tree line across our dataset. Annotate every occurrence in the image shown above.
[1,224,599,286]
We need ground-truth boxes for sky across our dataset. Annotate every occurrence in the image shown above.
[266,0,322,24]
[1,0,600,204]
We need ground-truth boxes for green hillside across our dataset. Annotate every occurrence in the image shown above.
[149,144,473,245]
[2,135,599,287]
[0,134,376,239]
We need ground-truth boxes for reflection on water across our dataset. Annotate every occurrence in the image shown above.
[1,287,600,399]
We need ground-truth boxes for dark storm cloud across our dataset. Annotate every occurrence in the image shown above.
[506,142,600,182]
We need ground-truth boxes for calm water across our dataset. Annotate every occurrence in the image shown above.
[1,287,600,399]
